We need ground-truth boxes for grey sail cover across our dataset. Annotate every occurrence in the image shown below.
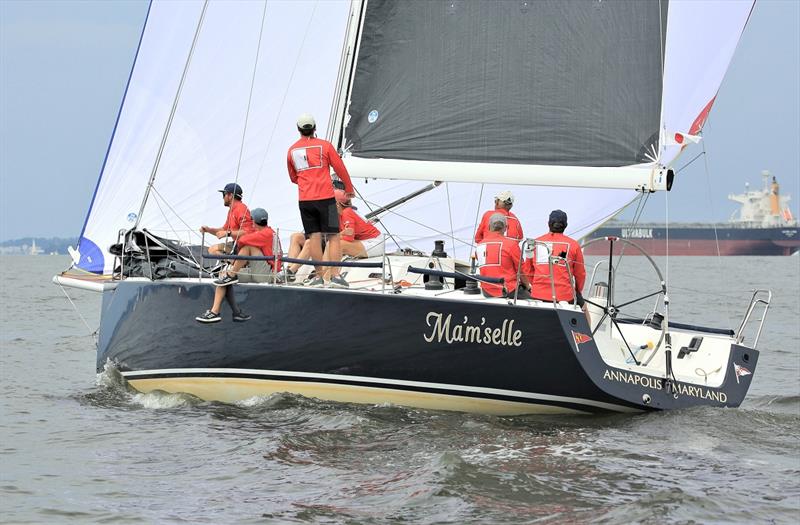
[344,0,667,167]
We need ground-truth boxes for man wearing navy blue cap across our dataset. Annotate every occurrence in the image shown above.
[522,209,589,322]
[200,182,254,255]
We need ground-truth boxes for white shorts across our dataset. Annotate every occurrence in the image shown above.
[363,237,386,258]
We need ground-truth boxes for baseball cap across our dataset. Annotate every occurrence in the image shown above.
[296,113,316,130]
[495,190,514,204]
[548,209,568,224]
[334,189,354,208]
[251,208,269,226]
[219,183,243,197]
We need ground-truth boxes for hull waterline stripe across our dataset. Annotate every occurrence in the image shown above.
[120,368,639,413]
[129,376,592,415]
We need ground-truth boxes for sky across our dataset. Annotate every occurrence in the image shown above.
[0,0,798,241]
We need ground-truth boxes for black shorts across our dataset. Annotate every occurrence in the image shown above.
[299,198,339,234]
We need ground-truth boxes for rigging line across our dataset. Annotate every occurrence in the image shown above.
[445,182,456,256]
[229,0,270,248]
[149,186,201,240]
[360,195,402,251]
[148,189,202,268]
[359,196,474,250]
[612,191,649,283]
[699,124,734,325]
[57,284,96,339]
[251,0,319,197]
[468,184,485,257]
[353,185,403,252]
[133,0,209,230]
[675,151,705,174]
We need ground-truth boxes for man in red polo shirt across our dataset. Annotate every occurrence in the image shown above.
[196,208,277,324]
[199,183,254,255]
[522,209,589,322]
[335,190,381,258]
[287,113,355,288]
[477,213,531,299]
[474,190,524,244]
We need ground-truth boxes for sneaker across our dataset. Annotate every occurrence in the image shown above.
[213,273,238,287]
[284,268,296,283]
[306,276,325,288]
[329,275,349,289]
[195,310,222,323]
[232,311,251,322]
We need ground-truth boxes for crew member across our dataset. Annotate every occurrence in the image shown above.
[287,113,355,289]
[476,213,531,299]
[199,183,254,255]
[196,208,277,324]
[474,190,524,243]
[284,191,381,281]
[335,189,381,258]
[522,209,589,323]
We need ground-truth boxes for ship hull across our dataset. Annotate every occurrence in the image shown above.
[584,226,800,256]
[97,281,757,415]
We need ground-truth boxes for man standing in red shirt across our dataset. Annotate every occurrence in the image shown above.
[522,209,589,322]
[477,213,531,299]
[474,190,524,244]
[287,113,355,288]
[196,208,277,323]
[200,183,254,255]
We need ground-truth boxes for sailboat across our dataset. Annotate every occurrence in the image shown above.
[54,0,769,415]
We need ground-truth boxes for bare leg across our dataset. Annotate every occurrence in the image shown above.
[210,286,226,314]
[225,245,259,277]
[224,286,242,316]
[326,233,342,279]
[306,232,324,276]
[210,280,243,316]
[288,233,305,257]
[340,239,367,258]
[288,233,308,273]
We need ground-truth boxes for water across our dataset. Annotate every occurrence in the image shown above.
[1,255,798,523]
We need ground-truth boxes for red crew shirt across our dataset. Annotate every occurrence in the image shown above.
[477,231,522,297]
[222,200,254,234]
[340,208,380,242]
[522,232,586,302]
[237,226,280,271]
[287,136,354,202]
[474,208,524,243]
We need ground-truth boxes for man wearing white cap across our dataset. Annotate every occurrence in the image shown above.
[474,190,524,244]
[287,113,356,288]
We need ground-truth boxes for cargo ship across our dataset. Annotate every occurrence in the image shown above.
[584,171,800,256]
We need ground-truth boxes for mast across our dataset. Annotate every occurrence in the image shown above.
[327,0,366,148]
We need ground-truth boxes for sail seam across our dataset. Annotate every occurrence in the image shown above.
[133,0,209,230]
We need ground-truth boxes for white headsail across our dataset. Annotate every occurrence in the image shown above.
[75,0,350,274]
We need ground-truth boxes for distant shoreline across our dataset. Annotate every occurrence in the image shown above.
[0,237,75,256]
